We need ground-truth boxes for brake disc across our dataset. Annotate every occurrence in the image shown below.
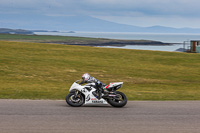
[71,95,80,103]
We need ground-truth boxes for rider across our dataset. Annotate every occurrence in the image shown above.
[80,73,105,99]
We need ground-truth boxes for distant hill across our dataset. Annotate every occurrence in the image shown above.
[1,14,200,33]
[146,26,200,33]
[0,28,33,35]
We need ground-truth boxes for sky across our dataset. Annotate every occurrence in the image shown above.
[1,0,200,28]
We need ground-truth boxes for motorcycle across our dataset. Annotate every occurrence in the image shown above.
[66,80,127,107]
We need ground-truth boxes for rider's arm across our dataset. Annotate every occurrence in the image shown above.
[92,77,103,88]
[79,80,85,85]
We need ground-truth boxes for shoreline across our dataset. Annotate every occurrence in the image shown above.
[0,33,177,47]
[46,40,174,47]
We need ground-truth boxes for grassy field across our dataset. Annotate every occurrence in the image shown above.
[0,34,102,43]
[0,40,200,100]
[0,34,170,46]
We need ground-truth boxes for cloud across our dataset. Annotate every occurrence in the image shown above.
[1,0,200,16]
[1,0,200,28]
[0,0,81,15]
[83,0,200,16]
[82,0,200,27]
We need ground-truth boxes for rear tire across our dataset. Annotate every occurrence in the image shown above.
[108,91,127,107]
[66,92,84,107]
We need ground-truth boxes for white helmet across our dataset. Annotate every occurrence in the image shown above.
[82,73,90,82]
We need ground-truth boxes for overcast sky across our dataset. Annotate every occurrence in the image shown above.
[1,0,200,28]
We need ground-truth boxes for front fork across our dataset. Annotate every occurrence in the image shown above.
[70,90,81,99]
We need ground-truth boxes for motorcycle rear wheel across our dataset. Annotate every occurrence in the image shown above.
[66,93,84,107]
[108,91,127,107]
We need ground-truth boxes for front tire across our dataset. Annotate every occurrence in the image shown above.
[108,91,127,107]
[66,92,84,107]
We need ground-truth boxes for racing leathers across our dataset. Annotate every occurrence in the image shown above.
[80,76,103,99]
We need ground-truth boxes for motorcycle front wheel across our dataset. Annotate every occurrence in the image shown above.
[108,91,127,107]
[66,92,84,107]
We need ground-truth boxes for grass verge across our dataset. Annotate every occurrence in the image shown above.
[0,40,200,100]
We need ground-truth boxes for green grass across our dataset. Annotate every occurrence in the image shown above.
[0,34,101,43]
[0,40,200,100]
[0,34,167,46]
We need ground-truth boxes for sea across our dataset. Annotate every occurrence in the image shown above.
[34,31,200,52]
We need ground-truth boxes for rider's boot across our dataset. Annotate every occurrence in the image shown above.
[97,92,102,100]
[92,91,98,98]
[92,90,102,100]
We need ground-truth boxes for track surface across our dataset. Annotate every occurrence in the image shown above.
[0,100,200,133]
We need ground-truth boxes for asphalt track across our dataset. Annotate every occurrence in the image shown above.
[0,100,200,133]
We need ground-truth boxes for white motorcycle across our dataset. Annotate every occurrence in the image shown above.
[66,80,127,107]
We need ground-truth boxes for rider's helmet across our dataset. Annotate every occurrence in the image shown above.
[82,73,90,82]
